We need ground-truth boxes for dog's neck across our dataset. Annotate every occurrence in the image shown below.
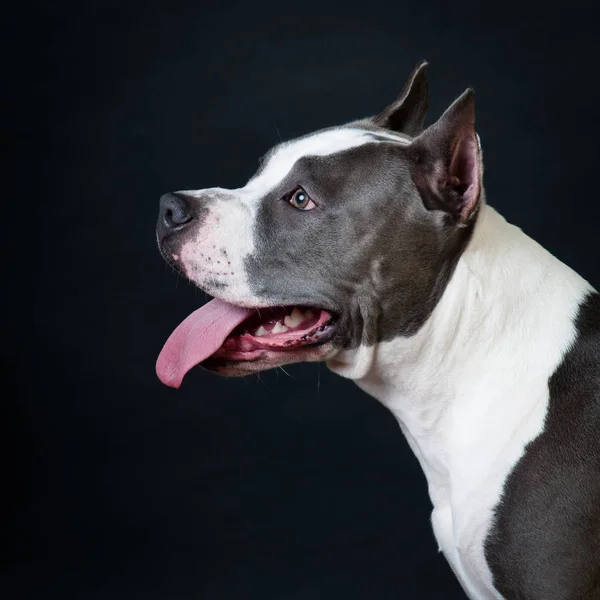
[327,204,590,504]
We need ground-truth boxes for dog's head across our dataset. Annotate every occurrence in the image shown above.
[156,62,483,386]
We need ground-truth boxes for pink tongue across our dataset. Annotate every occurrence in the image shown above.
[156,298,253,388]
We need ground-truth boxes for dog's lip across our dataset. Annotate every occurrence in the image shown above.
[205,309,339,362]
[200,318,340,373]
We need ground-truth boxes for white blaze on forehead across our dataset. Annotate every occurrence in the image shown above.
[241,127,411,198]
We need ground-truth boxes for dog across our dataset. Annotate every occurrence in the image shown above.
[155,62,600,599]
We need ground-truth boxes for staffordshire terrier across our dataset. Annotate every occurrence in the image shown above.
[155,62,600,599]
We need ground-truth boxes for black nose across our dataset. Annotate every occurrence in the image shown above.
[157,192,194,239]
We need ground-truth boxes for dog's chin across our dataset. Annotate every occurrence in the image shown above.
[201,339,339,377]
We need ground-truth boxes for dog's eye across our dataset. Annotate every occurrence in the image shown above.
[289,188,315,211]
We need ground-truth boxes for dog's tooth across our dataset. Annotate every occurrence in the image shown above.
[254,325,268,337]
[272,322,288,334]
[293,307,306,321]
[284,307,305,328]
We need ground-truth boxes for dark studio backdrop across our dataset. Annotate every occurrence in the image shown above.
[4,1,600,598]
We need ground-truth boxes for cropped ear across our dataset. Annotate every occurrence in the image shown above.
[408,89,482,224]
[372,60,429,137]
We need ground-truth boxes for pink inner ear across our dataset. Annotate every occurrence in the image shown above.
[450,134,480,221]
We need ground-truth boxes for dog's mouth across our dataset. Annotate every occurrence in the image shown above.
[156,298,339,387]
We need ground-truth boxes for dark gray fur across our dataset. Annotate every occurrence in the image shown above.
[372,59,430,136]
[485,291,600,600]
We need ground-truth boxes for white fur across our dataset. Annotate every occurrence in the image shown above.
[177,127,409,304]
[177,187,259,306]
[327,205,595,599]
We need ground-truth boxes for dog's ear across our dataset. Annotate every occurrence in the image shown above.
[372,60,429,137]
[408,89,482,225]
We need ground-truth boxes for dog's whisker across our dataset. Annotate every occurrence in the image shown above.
[272,120,283,143]
[255,372,271,390]
[316,363,321,398]
[279,366,293,379]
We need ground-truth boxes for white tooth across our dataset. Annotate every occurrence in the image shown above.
[254,325,268,337]
[272,322,289,334]
[292,307,305,322]
[284,307,305,328]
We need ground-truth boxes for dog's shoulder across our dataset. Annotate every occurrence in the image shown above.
[485,290,600,600]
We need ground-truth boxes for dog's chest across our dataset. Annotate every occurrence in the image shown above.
[356,343,576,598]
[430,503,497,599]
[398,419,511,599]
[393,366,566,598]
[429,495,504,599]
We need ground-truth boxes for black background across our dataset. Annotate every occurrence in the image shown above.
[4,1,600,598]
